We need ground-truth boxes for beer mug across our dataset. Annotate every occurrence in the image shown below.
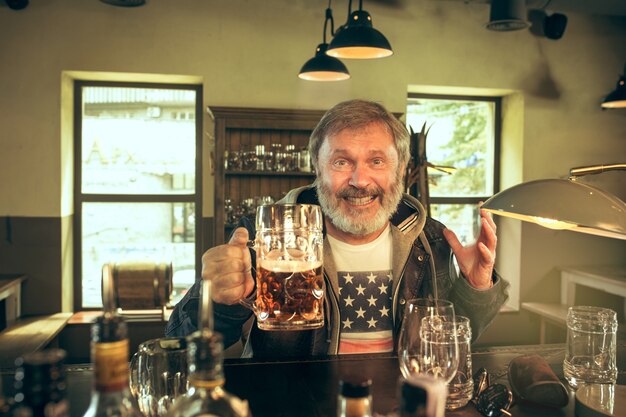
[240,203,325,330]
[129,337,188,417]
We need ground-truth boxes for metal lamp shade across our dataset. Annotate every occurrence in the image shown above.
[601,76,626,109]
[100,0,146,6]
[482,179,626,240]
[486,0,530,32]
[299,43,350,81]
[327,10,393,59]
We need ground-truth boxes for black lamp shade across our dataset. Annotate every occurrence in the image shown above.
[327,10,393,59]
[486,0,530,32]
[601,76,626,109]
[299,43,350,81]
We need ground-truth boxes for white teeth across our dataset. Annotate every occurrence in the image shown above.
[345,196,375,206]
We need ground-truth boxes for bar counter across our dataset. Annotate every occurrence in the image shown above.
[2,343,625,417]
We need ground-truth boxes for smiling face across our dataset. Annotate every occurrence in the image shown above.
[316,121,405,244]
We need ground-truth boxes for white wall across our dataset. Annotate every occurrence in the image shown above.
[0,0,624,343]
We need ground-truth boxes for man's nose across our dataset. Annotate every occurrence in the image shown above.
[348,164,371,188]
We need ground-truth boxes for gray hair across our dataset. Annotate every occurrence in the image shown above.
[309,99,410,171]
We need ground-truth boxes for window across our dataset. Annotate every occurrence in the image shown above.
[406,94,500,244]
[75,81,202,309]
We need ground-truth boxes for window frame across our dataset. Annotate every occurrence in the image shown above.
[406,92,502,207]
[73,80,203,311]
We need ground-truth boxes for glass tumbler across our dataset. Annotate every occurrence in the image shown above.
[129,337,188,417]
[563,306,617,389]
[445,316,473,409]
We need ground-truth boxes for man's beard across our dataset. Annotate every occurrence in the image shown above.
[316,173,404,236]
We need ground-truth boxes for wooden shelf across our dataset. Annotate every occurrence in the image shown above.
[212,107,326,245]
[0,312,72,368]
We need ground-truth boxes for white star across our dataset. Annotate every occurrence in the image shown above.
[367,273,377,284]
[386,272,393,281]
[367,317,378,328]
[379,305,390,317]
[367,295,377,307]
[356,307,366,318]
[338,286,342,295]
[342,318,353,329]
[378,282,388,294]
[355,284,366,295]
[344,295,355,307]
[344,273,354,284]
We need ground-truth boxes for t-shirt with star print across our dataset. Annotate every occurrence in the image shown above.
[327,224,393,354]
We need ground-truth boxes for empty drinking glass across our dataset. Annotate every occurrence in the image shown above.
[419,315,460,384]
[398,298,455,378]
[564,305,618,388]
[129,337,188,417]
[445,316,473,409]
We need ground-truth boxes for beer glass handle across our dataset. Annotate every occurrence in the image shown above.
[238,291,257,312]
[238,239,257,311]
[129,351,139,398]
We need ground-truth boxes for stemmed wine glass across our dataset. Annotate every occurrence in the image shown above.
[398,298,458,381]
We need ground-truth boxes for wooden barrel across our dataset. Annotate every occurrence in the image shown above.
[110,261,172,310]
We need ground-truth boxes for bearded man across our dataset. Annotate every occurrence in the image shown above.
[166,99,509,358]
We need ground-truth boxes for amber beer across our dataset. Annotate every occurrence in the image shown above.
[255,259,324,330]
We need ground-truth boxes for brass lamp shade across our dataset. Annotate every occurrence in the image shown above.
[299,43,350,81]
[482,179,626,240]
[327,10,393,59]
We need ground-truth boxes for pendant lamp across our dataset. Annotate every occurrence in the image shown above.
[601,63,626,109]
[299,6,350,81]
[326,0,392,59]
[485,0,530,32]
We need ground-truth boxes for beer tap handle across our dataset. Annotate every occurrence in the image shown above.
[199,278,214,335]
[101,263,117,318]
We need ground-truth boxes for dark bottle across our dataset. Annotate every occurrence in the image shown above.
[82,265,142,417]
[11,349,69,417]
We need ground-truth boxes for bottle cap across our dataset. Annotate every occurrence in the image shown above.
[339,379,372,398]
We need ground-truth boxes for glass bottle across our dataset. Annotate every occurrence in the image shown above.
[82,265,143,417]
[165,330,250,417]
[398,375,446,417]
[1,375,13,416]
[337,379,372,417]
[11,349,69,417]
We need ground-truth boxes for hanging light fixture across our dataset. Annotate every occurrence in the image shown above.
[299,3,350,81]
[486,0,530,32]
[326,0,393,59]
[482,163,626,240]
[601,62,626,109]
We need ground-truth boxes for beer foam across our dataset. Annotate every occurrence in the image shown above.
[259,259,322,272]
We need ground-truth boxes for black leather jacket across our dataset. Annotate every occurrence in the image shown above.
[166,186,509,358]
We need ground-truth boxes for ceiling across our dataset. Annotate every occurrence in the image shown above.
[439,0,626,17]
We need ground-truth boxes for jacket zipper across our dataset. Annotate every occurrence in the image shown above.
[324,270,341,354]
[393,255,411,329]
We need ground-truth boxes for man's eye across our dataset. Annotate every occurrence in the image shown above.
[333,160,348,167]
[372,159,384,166]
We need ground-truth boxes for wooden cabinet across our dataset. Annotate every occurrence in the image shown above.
[211,107,326,244]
